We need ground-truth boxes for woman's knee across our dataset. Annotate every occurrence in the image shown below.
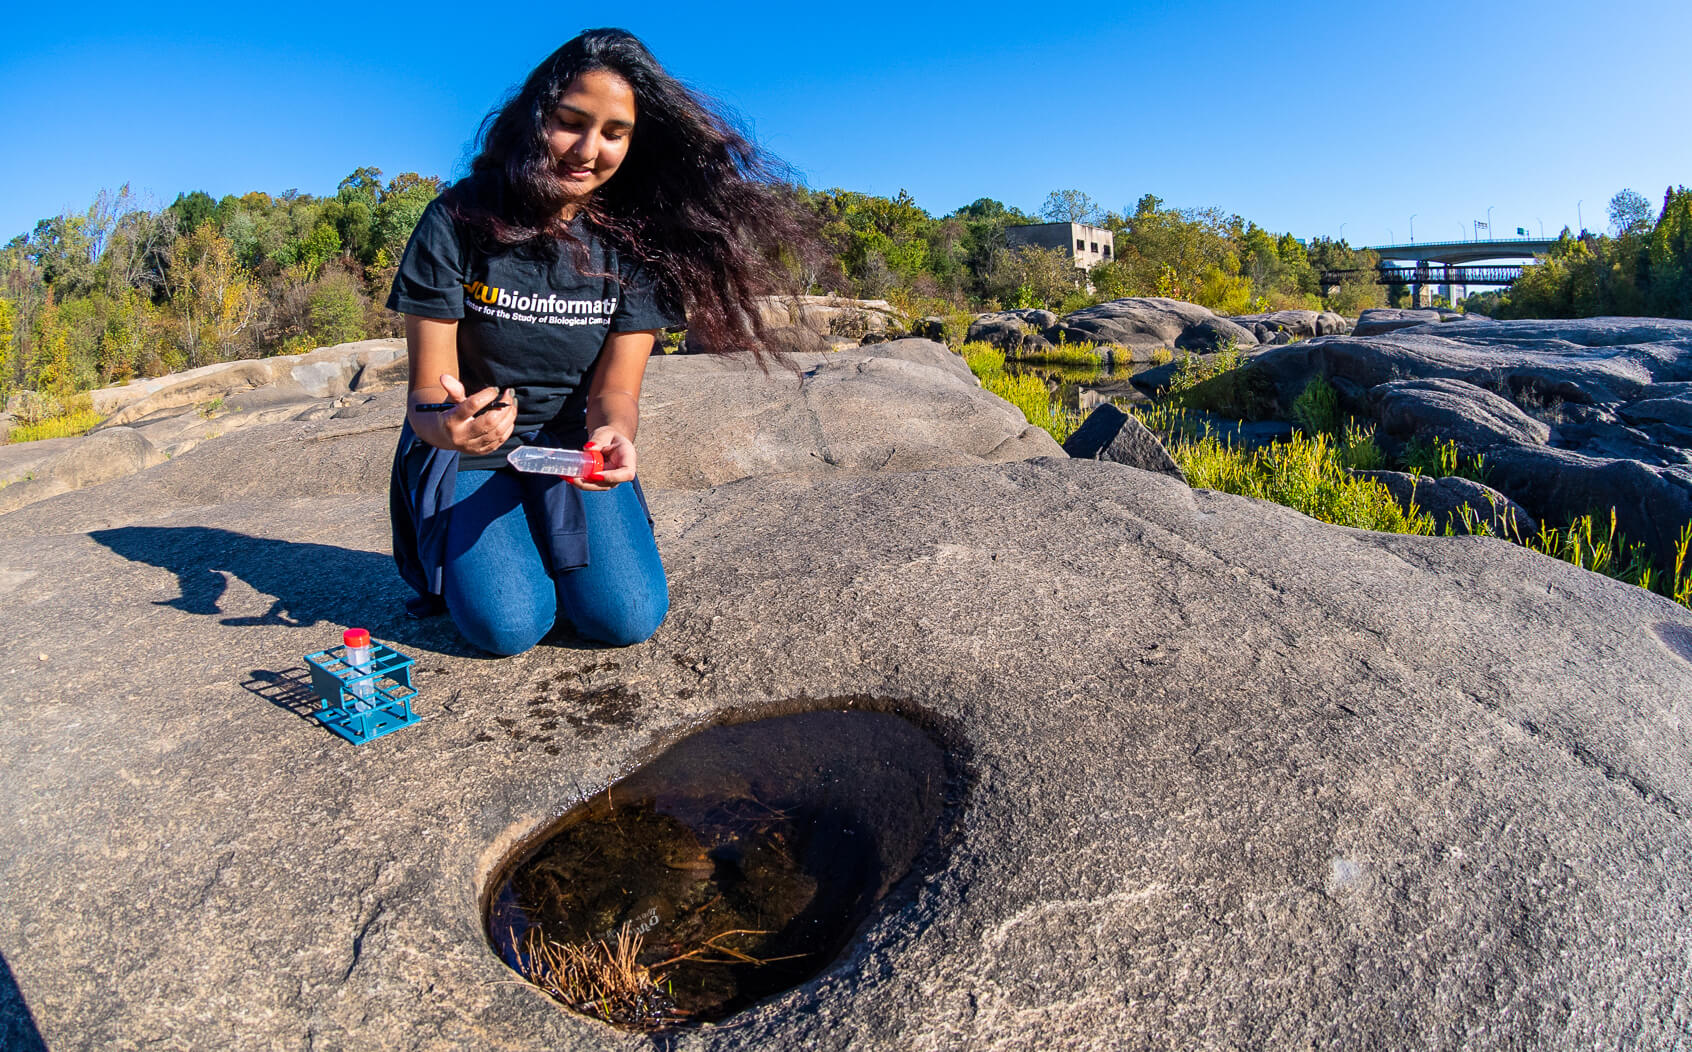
[451,602,555,656]
[567,586,669,647]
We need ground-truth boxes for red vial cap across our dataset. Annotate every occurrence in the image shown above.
[585,448,604,475]
[343,628,370,648]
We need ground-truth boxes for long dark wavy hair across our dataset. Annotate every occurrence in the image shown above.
[445,28,811,353]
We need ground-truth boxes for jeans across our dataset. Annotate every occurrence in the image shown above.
[443,468,669,656]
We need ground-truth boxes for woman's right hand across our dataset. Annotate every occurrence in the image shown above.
[411,374,518,456]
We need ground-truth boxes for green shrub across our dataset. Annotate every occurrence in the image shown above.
[1171,341,1259,416]
[960,341,1005,379]
[1290,377,1341,435]
[1149,347,1174,367]
[1338,422,1385,470]
[1056,289,1098,315]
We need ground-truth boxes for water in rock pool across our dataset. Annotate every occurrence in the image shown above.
[487,708,950,1029]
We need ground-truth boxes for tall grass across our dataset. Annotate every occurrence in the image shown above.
[1402,435,1487,483]
[1132,403,1692,609]
[1175,425,1435,534]
[960,341,1083,444]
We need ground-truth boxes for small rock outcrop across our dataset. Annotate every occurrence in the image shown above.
[1370,377,1553,450]
[1047,297,1258,357]
[964,309,1058,355]
[0,427,167,516]
[0,339,1061,521]
[1062,403,1185,481]
[1229,316,1692,565]
[1352,307,1471,337]
[93,338,407,425]
[1231,309,1352,343]
[755,295,902,340]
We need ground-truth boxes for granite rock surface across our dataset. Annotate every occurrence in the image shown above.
[1,343,1689,1050]
[0,340,1060,518]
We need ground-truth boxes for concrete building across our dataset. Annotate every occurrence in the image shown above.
[1005,222,1115,271]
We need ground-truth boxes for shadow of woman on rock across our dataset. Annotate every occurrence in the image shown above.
[88,525,478,656]
[0,949,46,1052]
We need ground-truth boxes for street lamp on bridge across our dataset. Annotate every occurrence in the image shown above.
[1487,205,1495,240]
[1410,214,1417,243]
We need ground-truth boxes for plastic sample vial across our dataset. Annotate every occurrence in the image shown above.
[506,445,604,478]
[342,628,376,710]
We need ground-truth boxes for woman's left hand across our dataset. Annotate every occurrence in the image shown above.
[573,426,636,490]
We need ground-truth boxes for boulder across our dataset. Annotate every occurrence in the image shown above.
[755,295,901,340]
[1,442,1689,1048]
[1046,297,1258,357]
[0,341,1061,525]
[1620,390,1692,430]
[1238,317,1692,421]
[1352,307,1470,337]
[964,309,1058,355]
[1354,470,1539,536]
[1231,309,1352,341]
[1370,377,1552,452]
[1484,446,1692,567]
[0,427,166,516]
[1061,403,1186,481]
[92,339,406,425]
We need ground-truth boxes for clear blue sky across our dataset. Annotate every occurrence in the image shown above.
[3,0,1689,248]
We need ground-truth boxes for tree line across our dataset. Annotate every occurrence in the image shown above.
[0,168,438,416]
[1464,187,1692,319]
[0,175,1412,413]
[798,187,1385,320]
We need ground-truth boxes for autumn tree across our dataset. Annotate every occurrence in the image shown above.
[165,222,258,368]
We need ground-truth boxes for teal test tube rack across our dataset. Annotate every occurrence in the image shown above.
[303,639,420,745]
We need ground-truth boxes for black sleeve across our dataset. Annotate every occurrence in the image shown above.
[610,256,685,332]
[386,198,466,319]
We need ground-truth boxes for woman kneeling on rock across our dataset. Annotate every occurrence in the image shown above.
[388,28,804,655]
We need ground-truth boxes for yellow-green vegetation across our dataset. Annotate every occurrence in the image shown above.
[1149,347,1174,367]
[1165,343,1246,404]
[1457,505,1692,607]
[1402,435,1486,483]
[1022,336,1102,368]
[1173,423,1434,534]
[8,408,104,443]
[1131,403,1692,609]
[7,391,103,443]
[960,341,1082,443]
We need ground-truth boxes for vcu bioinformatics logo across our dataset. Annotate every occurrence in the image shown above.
[463,280,618,327]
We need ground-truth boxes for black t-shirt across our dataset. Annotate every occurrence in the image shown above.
[387,193,682,469]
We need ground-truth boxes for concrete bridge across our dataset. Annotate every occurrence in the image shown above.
[1365,237,1558,264]
[1317,237,1562,297]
